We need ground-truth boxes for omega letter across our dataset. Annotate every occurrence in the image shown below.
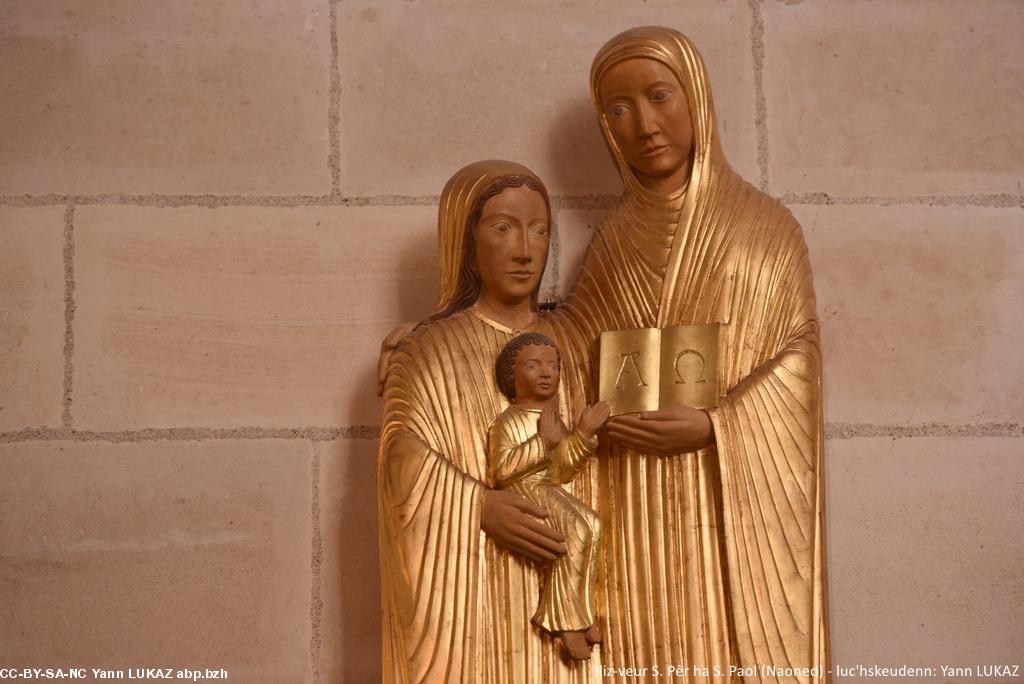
[673,348,706,384]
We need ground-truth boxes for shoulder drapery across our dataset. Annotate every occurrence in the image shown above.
[378,312,492,684]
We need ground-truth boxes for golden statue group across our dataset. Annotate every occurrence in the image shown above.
[377,27,829,683]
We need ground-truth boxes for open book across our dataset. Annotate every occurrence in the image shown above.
[598,325,721,416]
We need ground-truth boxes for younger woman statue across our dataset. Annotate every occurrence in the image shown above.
[378,161,599,683]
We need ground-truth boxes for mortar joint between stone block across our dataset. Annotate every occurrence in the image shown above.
[779,192,1022,209]
[748,0,770,193]
[309,441,324,684]
[546,210,561,303]
[327,0,342,200]
[61,204,76,430]
[0,425,383,445]
[551,194,619,211]
[825,422,1024,440]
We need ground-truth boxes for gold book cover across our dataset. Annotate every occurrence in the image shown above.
[598,324,721,416]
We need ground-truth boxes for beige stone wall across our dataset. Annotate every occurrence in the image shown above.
[1,1,1020,681]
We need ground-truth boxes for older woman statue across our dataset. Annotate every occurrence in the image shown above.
[552,26,830,682]
[378,160,600,683]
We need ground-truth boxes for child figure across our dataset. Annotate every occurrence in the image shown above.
[488,332,610,661]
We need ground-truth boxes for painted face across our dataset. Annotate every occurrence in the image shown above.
[599,57,694,194]
[474,184,550,306]
[513,344,560,403]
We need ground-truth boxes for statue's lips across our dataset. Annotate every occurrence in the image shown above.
[506,271,534,280]
[639,144,670,158]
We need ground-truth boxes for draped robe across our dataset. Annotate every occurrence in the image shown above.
[554,180,827,682]
[378,310,601,683]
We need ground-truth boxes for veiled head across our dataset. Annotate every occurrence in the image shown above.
[435,160,551,317]
[591,26,721,196]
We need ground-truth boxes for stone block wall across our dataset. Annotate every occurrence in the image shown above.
[1,1,1021,681]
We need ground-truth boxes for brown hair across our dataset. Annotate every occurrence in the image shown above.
[495,332,560,401]
[430,175,551,323]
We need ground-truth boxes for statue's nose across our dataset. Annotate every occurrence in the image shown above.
[512,226,532,262]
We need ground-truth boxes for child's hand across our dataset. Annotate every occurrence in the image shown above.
[539,402,562,450]
[577,401,611,439]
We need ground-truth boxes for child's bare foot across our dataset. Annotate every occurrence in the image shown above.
[584,621,602,645]
[557,630,592,660]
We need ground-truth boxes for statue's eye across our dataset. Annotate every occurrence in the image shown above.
[493,222,511,233]
[533,224,549,236]
[651,88,672,103]
[608,103,628,118]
